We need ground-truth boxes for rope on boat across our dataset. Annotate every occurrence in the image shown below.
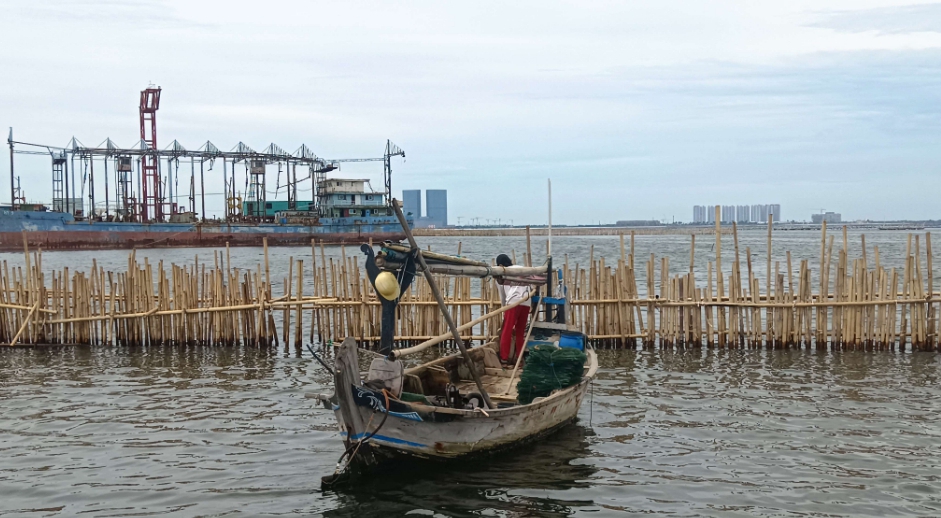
[323,388,391,488]
[304,343,332,371]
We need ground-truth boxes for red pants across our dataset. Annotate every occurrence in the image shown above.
[500,305,530,362]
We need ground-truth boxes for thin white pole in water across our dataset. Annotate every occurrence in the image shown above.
[547,178,552,258]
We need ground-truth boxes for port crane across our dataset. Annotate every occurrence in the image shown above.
[140,85,161,222]
[9,86,403,224]
[321,140,405,211]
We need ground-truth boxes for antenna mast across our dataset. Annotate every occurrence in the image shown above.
[7,128,14,210]
[547,179,552,257]
[383,140,404,206]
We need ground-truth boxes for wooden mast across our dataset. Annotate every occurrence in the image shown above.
[392,199,495,410]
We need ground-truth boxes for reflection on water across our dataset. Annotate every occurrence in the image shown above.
[2,344,941,517]
[325,425,597,517]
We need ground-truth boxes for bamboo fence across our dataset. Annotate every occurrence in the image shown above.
[3,219,941,351]
[562,219,941,351]
[0,237,501,348]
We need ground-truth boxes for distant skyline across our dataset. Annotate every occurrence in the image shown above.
[3,1,941,224]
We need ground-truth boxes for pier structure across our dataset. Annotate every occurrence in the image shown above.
[2,218,941,351]
[414,227,732,237]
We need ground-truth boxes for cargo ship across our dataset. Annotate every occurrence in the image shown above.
[0,178,410,251]
[5,87,414,251]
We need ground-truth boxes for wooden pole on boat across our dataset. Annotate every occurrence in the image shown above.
[547,179,553,258]
[503,296,544,394]
[394,294,529,356]
[392,199,495,410]
[526,226,533,267]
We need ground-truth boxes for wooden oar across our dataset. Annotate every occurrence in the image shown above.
[394,295,529,356]
[382,242,489,267]
[392,200,495,410]
[503,296,543,395]
[373,258,548,280]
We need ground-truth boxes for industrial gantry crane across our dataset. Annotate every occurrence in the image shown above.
[139,85,161,222]
[320,140,404,214]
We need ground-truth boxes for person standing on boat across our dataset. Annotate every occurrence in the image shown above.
[496,254,531,364]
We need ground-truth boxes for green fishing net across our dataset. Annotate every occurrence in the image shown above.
[398,391,430,403]
[516,345,587,405]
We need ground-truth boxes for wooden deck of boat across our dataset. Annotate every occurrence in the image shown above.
[454,368,519,403]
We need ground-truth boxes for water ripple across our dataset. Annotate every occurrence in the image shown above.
[1,342,941,516]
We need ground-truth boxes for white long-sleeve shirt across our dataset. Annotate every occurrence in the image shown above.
[497,265,532,307]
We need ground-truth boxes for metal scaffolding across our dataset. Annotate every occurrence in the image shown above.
[140,87,161,221]
[6,85,404,224]
[7,136,345,223]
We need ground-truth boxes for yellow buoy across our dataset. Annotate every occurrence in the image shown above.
[375,271,400,301]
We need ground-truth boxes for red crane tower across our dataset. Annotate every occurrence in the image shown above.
[140,86,161,221]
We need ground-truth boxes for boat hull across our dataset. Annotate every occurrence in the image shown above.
[355,416,581,465]
[328,337,597,466]
[335,396,588,462]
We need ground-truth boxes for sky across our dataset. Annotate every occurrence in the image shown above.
[1,0,940,224]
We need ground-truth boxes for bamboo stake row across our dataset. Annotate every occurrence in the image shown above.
[558,221,941,350]
[3,222,941,351]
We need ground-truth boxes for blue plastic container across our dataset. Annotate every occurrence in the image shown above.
[559,332,585,351]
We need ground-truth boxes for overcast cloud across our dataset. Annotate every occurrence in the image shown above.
[2,0,940,224]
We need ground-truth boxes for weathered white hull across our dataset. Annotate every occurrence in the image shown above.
[326,337,598,465]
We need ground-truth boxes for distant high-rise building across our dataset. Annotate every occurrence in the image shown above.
[402,189,422,219]
[811,212,840,224]
[769,204,781,223]
[426,189,448,228]
[721,205,735,223]
[694,203,782,224]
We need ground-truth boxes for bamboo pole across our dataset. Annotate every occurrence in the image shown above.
[715,206,725,347]
[526,226,533,267]
[7,300,40,346]
[927,233,935,348]
[394,293,533,357]
[295,259,304,348]
[503,297,545,394]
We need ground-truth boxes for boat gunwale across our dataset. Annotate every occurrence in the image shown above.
[386,344,598,419]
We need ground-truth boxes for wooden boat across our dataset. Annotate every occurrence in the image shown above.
[323,333,597,465]
[317,190,597,482]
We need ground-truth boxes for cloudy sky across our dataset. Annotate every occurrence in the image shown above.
[2,0,940,224]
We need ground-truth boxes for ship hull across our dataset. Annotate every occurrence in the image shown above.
[0,210,408,251]
[1,229,406,251]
